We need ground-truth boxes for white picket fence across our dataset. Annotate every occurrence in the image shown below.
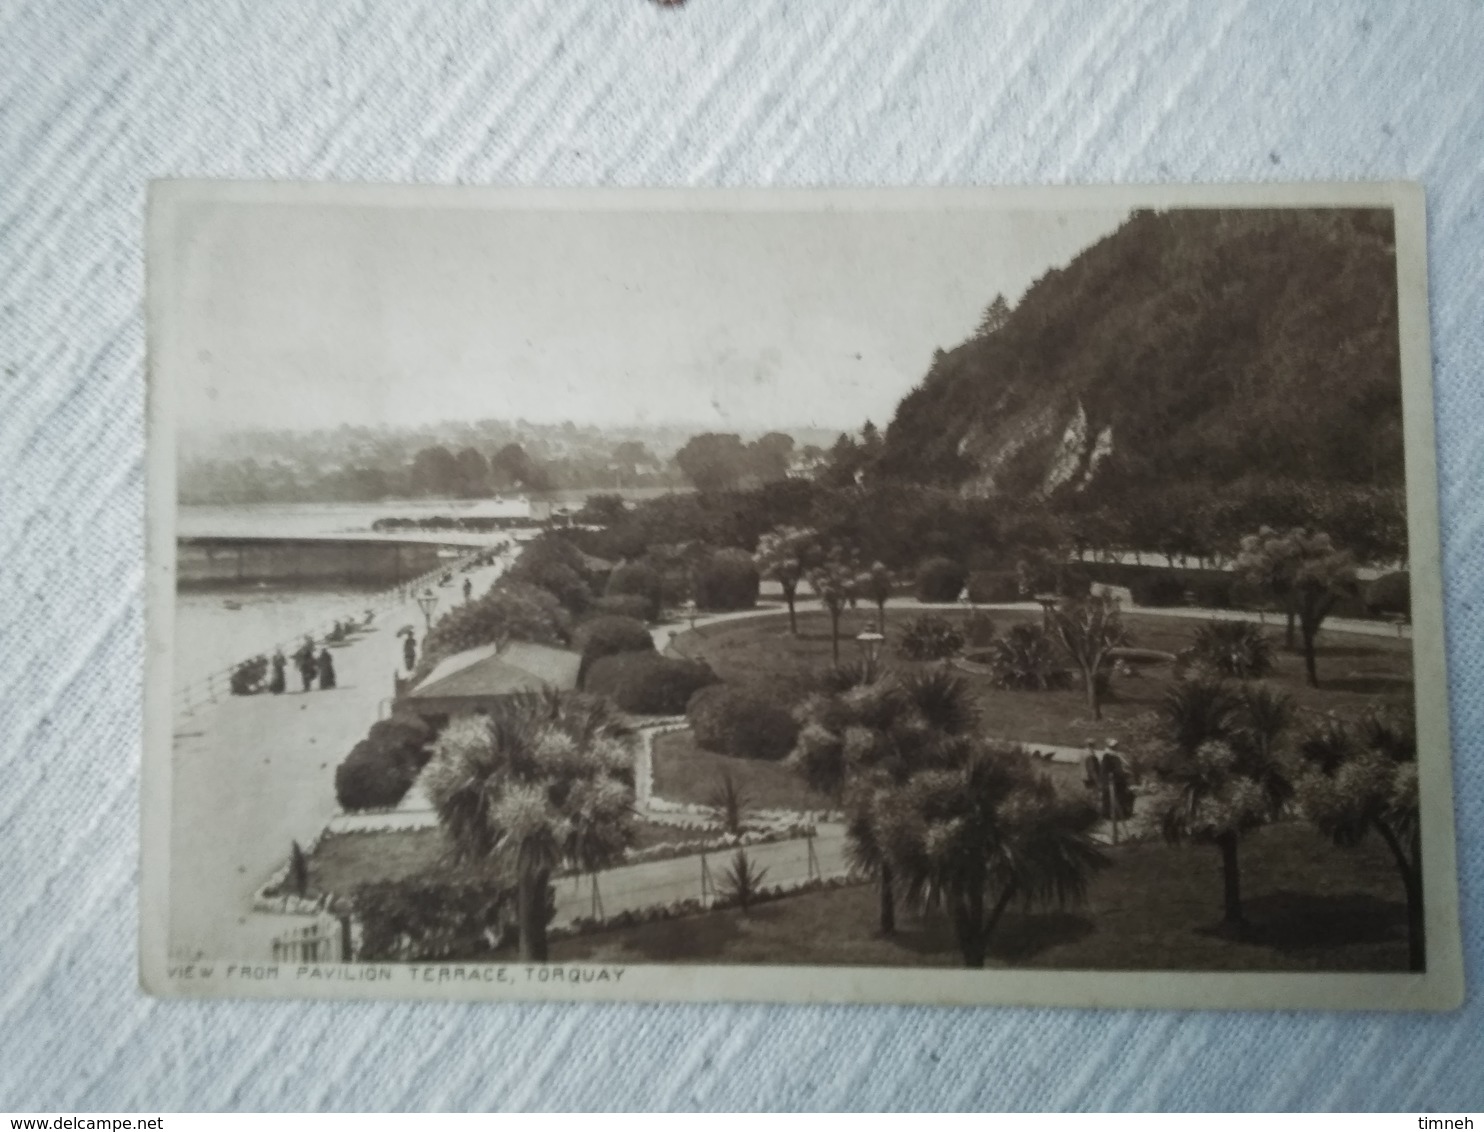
[270,915,349,963]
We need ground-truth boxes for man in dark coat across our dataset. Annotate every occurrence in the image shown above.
[317,648,337,690]
[403,633,417,673]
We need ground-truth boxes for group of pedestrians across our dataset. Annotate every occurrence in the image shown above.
[265,636,337,694]
[1083,739,1136,837]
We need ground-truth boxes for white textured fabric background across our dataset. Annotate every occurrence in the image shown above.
[1,0,1481,1112]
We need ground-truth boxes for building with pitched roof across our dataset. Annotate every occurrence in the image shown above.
[398,640,582,725]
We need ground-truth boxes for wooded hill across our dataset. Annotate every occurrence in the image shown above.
[876,209,1404,511]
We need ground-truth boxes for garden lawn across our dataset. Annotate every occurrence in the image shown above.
[548,820,1411,971]
[651,728,834,812]
[306,820,719,896]
[674,608,1413,751]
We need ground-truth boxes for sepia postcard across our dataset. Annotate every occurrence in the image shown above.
[141,180,1463,1010]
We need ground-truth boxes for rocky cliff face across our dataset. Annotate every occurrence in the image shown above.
[876,208,1404,506]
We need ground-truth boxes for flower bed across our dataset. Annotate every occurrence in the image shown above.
[622,823,819,867]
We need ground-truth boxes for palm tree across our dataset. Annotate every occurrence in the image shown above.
[1150,678,1295,927]
[788,666,977,934]
[421,691,637,961]
[1298,706,1423,970]
[875,743,1108,967]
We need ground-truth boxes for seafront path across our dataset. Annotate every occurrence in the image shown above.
[169,555,512,962]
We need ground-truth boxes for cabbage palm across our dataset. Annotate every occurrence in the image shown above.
[1298,706,1423,969]
[1151,678,1295,926]
[875,743,1108,967]
[790,667,977,934]
[422,690,637,961]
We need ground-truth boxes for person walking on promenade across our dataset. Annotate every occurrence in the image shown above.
[403,632,417,673]
[295,636,317,692]
[268,651,286,695]
[463,576,473,602]
[317,647,337,690]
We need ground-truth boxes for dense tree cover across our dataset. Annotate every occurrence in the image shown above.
[179,419,836,505]
[673,432,802,492]
[874,208,1405,562]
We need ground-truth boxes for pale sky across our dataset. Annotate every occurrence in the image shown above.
[173,198,1126,435]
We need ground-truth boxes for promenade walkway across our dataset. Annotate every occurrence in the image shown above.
[168,556,512,962]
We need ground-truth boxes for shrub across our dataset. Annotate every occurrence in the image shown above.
[966,570,1022,604]
[982,623,1072,690]
[574,616,655,682]
[335,740,417,810]
[916,556,967,603]
[1189,620,1275,679]
[695,548,760,611]
[963,610,997,647]
[366,715,434,770]
[896,614,966,660]
[333,714,433,810]
[584,653,719,714]
[509,558,592,615]
[353,877,550,961]
[1364,571,1410,618]
[606,561,665,621]
[587,594,654,622]
[687,684,799,761]
[1128,573,1187,607]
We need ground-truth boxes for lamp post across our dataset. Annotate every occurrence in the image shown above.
[416,588,438,631]
[855,620,885,683]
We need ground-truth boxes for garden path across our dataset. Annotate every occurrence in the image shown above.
[168,555,514,962]
[668,596,1409,650]
[550,823,850,927]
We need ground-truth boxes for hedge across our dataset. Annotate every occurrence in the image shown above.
[419,579,572,676]
[1364,571,1410,618]
[574,615,655,682]
[334,715,432,811]
[686,684,799,761]
[586,593,654,622]
[694,548,760,611]
[1128,573,1188,607]
[508,558,592,615]
[916,556,967,602]
[966,570,1022,604]
[584,653,719,714]
[605,561,665,621]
